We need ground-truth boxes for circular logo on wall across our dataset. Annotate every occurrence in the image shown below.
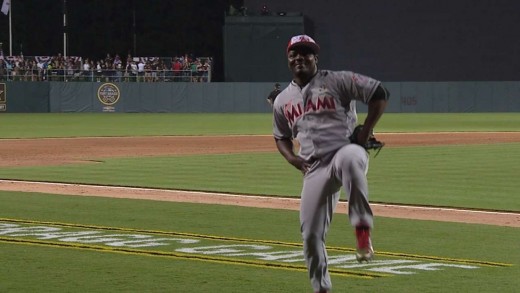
[97,83,121,106]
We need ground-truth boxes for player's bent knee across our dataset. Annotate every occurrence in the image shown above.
[334,144,367,167]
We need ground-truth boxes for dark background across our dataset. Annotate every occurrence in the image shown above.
[1,0,519,82]
[243,0,520,82]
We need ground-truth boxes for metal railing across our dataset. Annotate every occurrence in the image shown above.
[0,55,213,82]
[0,68,211,82]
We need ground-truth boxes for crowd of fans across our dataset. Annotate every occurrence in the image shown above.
[0,53,212,82]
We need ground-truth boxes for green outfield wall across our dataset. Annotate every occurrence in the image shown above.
[1,81,519,113]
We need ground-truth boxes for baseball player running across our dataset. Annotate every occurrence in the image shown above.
[272,35,389,293]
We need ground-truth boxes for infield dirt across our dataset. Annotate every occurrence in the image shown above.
[1,133,519,227]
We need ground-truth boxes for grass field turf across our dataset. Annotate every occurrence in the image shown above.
[0,191,518,292]
[0,145,518,211]
[0,113,519,292]
[0,112,519,138]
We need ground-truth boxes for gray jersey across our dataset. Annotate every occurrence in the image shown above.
[273,70,380,160]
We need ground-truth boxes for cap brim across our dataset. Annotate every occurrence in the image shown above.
[287,42,320,54]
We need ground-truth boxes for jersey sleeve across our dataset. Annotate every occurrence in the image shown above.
[337,71,381,104]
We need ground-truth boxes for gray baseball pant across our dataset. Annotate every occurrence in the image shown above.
[300,144,373,291]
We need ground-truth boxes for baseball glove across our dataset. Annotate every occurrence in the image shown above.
[349,125,385,156]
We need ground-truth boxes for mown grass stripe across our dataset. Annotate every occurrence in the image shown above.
[324,245,512,268]
[1,217,511,268]
[0,217,304,246]
[0,237,382,279]
[369,251,512,268]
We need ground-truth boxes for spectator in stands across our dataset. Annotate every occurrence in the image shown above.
[196,59,206,82]
[56,53,64,65]
[104,59,111,81]
[114,54,122,68]
[20,59,27,81]
[158,60,167,82]
[1,54,212,82]
[26,59,39,81]
[49,58,62,81]
[12,61,21,81]
[199,59,210,82]
[130,60,138,81]
[83,58,91,81]
[105,53,113,65]
[0,59,6,81]
[172,57,182,81]
[182,54,192,82]
[105,58,114,81]
[74,57,82,80]
[144,61,152,82]
[96,60,103,82]
[58,59,66,81]
[45,61,53,81]
[115,62,123,82]
[124,60,131,82]
[137,59,145,82]
[37,59,47,81]
[20,59,27,80]
[190,58,199,82]
[68,57,79,81]
[151,59,159,82]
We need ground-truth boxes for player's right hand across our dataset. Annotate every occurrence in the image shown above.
[289,157,311,174]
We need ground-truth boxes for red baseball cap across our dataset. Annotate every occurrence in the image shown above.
[286,35,320,54]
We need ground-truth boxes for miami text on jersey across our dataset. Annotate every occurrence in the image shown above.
[284,96,336,126]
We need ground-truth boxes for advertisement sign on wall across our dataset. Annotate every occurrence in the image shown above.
[97,83,121,112]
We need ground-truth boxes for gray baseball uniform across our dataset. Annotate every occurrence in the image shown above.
[272,69,380,290]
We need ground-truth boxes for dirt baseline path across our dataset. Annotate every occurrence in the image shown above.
[1,180,518,227]
[1,133,519,227]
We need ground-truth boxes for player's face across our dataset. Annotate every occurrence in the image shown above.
[288,47,318,78]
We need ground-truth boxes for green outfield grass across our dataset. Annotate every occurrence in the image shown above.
[0,113,519,138]
[0,113,519,292]
[0,144,518,211]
